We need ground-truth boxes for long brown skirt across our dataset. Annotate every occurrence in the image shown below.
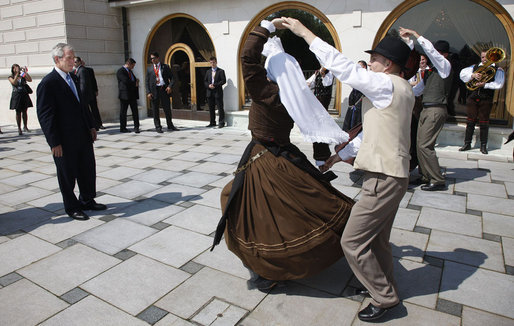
[221,143,354,280]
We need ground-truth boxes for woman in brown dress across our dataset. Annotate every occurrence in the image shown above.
[211,20,354,290]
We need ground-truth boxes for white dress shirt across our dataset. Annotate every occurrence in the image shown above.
[306,70,334,89]
[459,63,505,89]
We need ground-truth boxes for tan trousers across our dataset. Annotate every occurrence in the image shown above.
[417,106,447,185]
[341,172,408,308]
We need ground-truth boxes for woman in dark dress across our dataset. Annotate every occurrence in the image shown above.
[212,20,354,291]
[342,60,367,132]
[8,64,33,135]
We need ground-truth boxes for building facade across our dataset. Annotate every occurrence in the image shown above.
[1,0,513,138]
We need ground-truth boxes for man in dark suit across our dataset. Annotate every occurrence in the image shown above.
[37,43,106,220]
[74,57,104,130]
[204,56,226,128]
[145,51,178,133]
[117,58,140,133]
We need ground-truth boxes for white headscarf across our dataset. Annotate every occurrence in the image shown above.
[263,36,348,144]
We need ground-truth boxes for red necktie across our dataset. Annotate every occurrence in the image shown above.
[421,70,425,79]
[153,64,159,79]
[127,69,133,81]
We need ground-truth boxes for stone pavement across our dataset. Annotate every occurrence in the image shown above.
[0,118,513,326]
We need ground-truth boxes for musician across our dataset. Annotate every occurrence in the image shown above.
[459,49,505,154]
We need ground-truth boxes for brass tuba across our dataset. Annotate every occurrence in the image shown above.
[466,47,506,91]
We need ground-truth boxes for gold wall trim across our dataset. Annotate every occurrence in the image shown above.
[237,2,342,114]
[374,0,514,126]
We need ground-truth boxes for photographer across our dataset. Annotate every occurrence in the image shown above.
[8,64,33,135]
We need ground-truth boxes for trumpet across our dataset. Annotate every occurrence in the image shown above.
[466,47,506,91]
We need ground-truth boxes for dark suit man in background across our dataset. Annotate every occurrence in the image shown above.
[145,51,177,133]
[117,58,140,133]
[74,57,104,130]
[204,56,226,128]
[37,43,106,220]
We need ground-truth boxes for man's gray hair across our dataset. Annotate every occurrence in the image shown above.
[51,43,74,62]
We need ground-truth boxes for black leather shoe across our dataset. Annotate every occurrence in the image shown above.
[99,125,106,130]
[358,303,391,321]
[218,122,225,128]
[134,128,140,134]
[168,126,179,131]
[354,288,370,297]
[156,127,163,133]
[421,183,446,191]
[68,210,89,220]
[459,143,471,151]
[82,201,107,211]
[120,128,130,133]
[409,177,429,186]
[206,123,216,127]
[480,144,488,154]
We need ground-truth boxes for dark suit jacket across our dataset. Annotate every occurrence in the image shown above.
[117,66,139,101]
[37,69,94,149]
[85,66,98,93]
[204,67,226,98]
[75,65,96,102]
[145,63,173,97]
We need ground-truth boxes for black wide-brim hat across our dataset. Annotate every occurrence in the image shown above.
[365,36,411,68]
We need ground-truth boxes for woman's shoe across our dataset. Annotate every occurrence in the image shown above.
[23,127,30,132]
[18,129,23,136]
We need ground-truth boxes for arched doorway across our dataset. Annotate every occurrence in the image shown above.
[144,14,215,121]
[375,0,514,127]
[238,2,342,115]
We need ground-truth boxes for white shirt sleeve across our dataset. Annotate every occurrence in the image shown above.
[416,36,451,79]
[306,73,316,89]
[260,20,275,33]
[309,37,393,109]
[460,65,474,83]
[485,68,505,89]
[412,79,425,97]
[337,131,363,161]
[322,71,334,86]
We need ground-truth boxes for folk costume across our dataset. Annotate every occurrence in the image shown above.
[211,22,354,281]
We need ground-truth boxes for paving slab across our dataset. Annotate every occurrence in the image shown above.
[410,190,466,213]
[0,186,53,206]
[39,295,148,326]
[394,258,441,308]
[103,179,161,199]
[188,187,223,208]
[129,225,212,268]
[467,194,514,216]
[440,261,514,319]
[461,306,514,326]
[82,254,190,315]
[24,214,104,243]
[145,183,206,204]
[73,218,157,255]
[454,179,507,198]
[156,267,266,319]
[118,199,185,225]
[0,279,68,326]
[393,207,420,231]
[131,168,182,184]
[0,206,55,235]
[241,281,360,326]
[482,212,514,238]
[171,171,223,188]
[0,233,61,277]
[294,258,353,296]
[194,240,250,279]
[502,236,514,267]
[444,167,491,182]
[390,228,429,263]
[417,207,482,237]
[427,229,504,272]
[192,298,247,326]
[165,204,220,235]
[18,243,120,295]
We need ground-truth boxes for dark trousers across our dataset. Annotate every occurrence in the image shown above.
[151,86,173,129]
[54,140,96,214]
[88,98,102,129]
[120,99,139,130]
[207,94,224,125]
[466,98,492,124]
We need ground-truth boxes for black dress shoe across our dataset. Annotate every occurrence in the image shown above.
[120,128,130,133]
[68,210,89,220]
[82,201,107,211]
[409,177,429,186]
[358,303,392,321]
[459,143,471,151]
[206,123,216,127]
[218,122,225,128]
[99,125,106,130]
[421,183,446,191]
[156,127,163,133]
[167,126,179,131]
[480,144,488,154]
[134,128,140,134]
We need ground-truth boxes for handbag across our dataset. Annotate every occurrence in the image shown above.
[24,84,33,94]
